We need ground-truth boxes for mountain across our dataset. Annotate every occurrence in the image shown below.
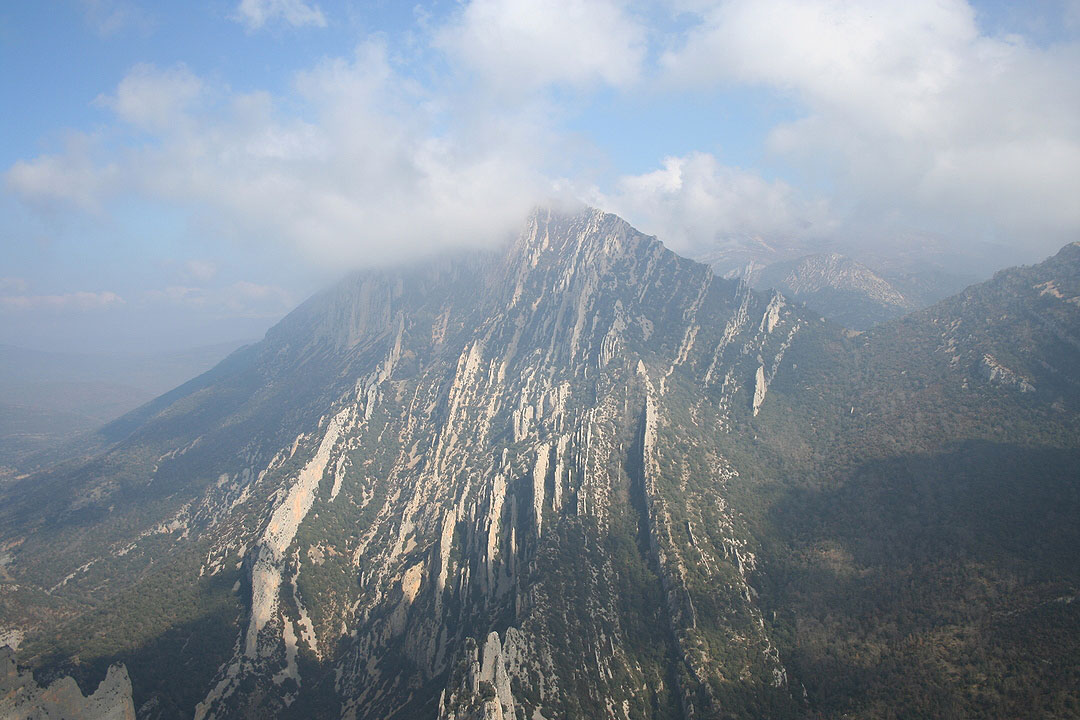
[699,237,981,331]
[694,235,812,277]
[0,211,1077,719]
[742,253,914,330]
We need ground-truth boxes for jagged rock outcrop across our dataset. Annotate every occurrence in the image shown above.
[0,648,135,720]
[979,353,1036,392]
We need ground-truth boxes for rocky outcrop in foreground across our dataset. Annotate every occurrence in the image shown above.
[0,647,135,720]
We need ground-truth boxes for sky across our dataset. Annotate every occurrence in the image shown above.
[2,0,1079,354]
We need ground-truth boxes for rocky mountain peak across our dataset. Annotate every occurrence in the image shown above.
[1,212,1078,720]
[509,206,657,276]
[1055,239,1080,264]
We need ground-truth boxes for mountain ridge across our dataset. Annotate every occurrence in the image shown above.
[1,208,1078,719]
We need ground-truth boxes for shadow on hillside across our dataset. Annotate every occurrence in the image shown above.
[768,439,1080,575]
[757,439,1080,719]
[23,567,244,719]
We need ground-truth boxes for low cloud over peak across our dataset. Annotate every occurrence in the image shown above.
[6,41,547,269]
[3,0,1079,350]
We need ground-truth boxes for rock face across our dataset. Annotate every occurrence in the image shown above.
[1,209,804,719]
[1,210,1079,719]
[0,648,135,720]
[741,252,914,330]
[979,353,1035,392]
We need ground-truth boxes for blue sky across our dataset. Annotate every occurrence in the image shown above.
[2,0,1079,353]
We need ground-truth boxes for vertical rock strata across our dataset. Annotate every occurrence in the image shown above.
[185,207,809,719]
[13,208,805,720]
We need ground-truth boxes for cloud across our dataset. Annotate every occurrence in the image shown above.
[233,0,327,30]
[661,0,1080,251]
[591,151,834,255]
[0,291,124,311]
[78,0,153,37]
[5,136,119,211]
[147,281,294,318]
[5,41,547,268]
[7,64,202,211]
[96,63,204,132]
[183,260,218,282]
[436,0,647,91]
[7,0,1078,282]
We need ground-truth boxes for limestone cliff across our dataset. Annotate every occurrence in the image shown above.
[0,648,135,720]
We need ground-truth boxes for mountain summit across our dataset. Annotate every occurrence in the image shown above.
[2,209,1078,719]
[745,252,913,329]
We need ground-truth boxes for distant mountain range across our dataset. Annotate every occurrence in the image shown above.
[0,209,1076,719]
[744,252,915,329]
[700,237,979,330]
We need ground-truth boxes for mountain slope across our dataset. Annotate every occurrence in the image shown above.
[1,214,1077,720]
[738,241,1080,718]
[0,342,248,476]
[747,253,914,329]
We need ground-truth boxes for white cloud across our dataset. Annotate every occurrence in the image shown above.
[233,0,327,30]
[96,63,203,132]
[183,260,218,282]
[6,42,547,268]
[78,0,153,37]
[662,0,1080,252]
[147,282,294,318]
[591,151,834,255]
[5,136,119,211]
[7,0,1078,282]
[436,0,647,91]
[0,291,124,311]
